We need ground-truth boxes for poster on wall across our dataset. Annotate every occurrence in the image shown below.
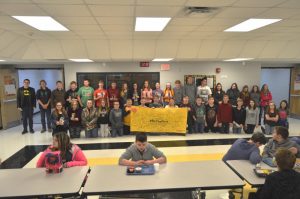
[294,74,300,91]
[184,75,216,90]
[3,75,17,96]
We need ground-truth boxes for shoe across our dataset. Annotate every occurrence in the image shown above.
[41,129,46,133]
[22,130,28,135]
[48,128,52,133]
[30,129,35,134]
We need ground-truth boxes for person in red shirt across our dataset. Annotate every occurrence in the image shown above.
[259,84,272,125]
[94,80,109,107]
[108,82,120,108]
[217,95,233,134]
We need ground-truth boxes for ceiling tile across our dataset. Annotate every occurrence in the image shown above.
[101,24,133,32]
[135,6,182,17]
[89,5,134,17]
[96,17,134,25]
[233,0,286,7]
[137,0,186,6]
[277,0,300,8]
[0,4,47,15]
[55,17,97,25]
[35,40,65,59]
[61,40,88,58]
[259,41,288,58]
[176,40,202,59]
[198,40,224,58]
[67,24,102,31]
[85,40,111,59]
[39,4,91,16]
[164,25,198,32]
[85,0,135,5]
[32,0,84,4]
[186,0,237,7]
[110,40,133,59]
[239,40,268,58]
[256,8,300,19]
[214,7,268,18]
[169,18,208,26]
[133,40,156,59]
[155,40,179,57]
[218,40,247,58]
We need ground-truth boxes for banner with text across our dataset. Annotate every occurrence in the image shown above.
[130,106,187,134]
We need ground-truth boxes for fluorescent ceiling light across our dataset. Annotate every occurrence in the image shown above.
[0,60,5,62]
[224,18,281,32]
[69,59,93,62]
[152,58,173,62]
[135,17,171,31]
[224,58,254,62]
[12,16,68,31]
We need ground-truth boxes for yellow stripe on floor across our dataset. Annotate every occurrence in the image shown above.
[87,153,224,166]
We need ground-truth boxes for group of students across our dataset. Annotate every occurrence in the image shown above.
[223,126,300,199]
[17,76,288,137]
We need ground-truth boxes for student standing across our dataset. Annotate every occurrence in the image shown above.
[123,99,132,135]
[250,85,260,108]
[259,84,272,125]
[245,100,259,134]
[213,83,225,106]
[193,97,206,133]
[180,96,194,134]
[17,79,36,134]
[36,132,87,168]
[183,76,197,106]
[173,80,183,106]
[68,100,82,138]
[51,102,69,135]
[51,81,66,108]
[232,98,246,134]
[109,101,124,137]
[94,80,109,108]
[226,83,240,107]
[81,99,98,138]
[131,83,140,106]
[278,100,289,128]
[263,101,279,135]
[77,79,94,108]
[152,82,163,104]
[65,81,79,110]
[120,82,129,108]
[196,76,212,103]
[107,81,120,108]
[98,99,110,138]
[163,82,174,107]
[205,97,218,133]
[141,80,153,106]
[36,80,51,133]
[217,95,233,134]
[222,133,267,164]
[240,85,250,107]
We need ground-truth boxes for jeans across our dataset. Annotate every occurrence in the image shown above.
[123,125,131,135]
[232,126,242,134]
[111,127,123,137]
[85,128,98,138]
[278,119,288,128]
[40,108,51,130]
[204,123,218,133]
[245,124,255,134]
[264,124,274,135]
[99,124,110,137]
[194,122,205,133]
[259,106,266,125]
[22,106,34,131]
[69,126,81,138]
[220,123,230,134]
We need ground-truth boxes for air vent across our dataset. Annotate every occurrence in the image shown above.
[183,6,219,16]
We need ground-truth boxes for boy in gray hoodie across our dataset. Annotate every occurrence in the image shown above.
[109,101,123,137]
[263,126,300,158]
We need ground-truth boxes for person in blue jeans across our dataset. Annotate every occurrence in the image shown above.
[36,80,52,133]
[109,101,124,137]
[193,97,206,133]
[81,99,98,138]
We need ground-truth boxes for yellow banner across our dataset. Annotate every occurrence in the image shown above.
[130,106,187,134]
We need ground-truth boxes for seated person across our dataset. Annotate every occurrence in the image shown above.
[119,133,167,166]
[36,132,87,168]
[263,126,300,158]
[149,95,163,108]
[223,132,267,164]
[291,136,300,146]
[253,149,300,199]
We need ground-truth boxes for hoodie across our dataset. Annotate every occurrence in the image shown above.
[262,138,300,158]
[222,138,261,164]
[257,169,300,199]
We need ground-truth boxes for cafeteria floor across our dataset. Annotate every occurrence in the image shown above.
[0,118,299,199]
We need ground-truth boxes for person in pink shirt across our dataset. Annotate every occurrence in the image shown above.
[141,80,153,106]
[259,84,272,125]
[36,132,87,168]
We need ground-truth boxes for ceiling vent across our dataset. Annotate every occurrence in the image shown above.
[181,6,219,16]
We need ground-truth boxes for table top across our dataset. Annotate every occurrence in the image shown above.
[83,161,245,195]
[226,160,275,187]
[0,166,89,198]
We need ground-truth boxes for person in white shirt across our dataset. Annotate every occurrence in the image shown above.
[196,76,212,103]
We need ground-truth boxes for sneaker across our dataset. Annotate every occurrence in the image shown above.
[41,129,46,133]
[22,130,28,135]
[30,129,35,134]
[48,128,52,133]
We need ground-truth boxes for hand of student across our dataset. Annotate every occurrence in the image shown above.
[218,123,222,127]
[17,108,22,111]
[255,125,259,128]
[56,121,60,125]
[144,160,154,165]
[289,147,298,155]
[135,160,145,166]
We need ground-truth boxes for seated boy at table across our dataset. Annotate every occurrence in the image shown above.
[250,149,300,199]
[36,132,87,168]
[262,126,300,159]
[222,132,267,164]
[119,133,167,166]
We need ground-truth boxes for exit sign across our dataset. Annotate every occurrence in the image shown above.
[161,64,170,71]
[140,62,150,67]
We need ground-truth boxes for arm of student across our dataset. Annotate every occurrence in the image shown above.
[151,146,167,164]
[249,148,262,164]
[66,150,88,167]
[262,140,272,158]
[118,149,135,166]
[36,151,47,168]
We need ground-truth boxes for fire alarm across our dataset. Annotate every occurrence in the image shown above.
[216,68,221,74]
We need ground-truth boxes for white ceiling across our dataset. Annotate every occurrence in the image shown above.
[0,0,300,62]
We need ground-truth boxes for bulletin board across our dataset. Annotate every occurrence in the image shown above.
[184,75,216,90]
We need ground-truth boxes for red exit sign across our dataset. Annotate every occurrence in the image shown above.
[140,62,150,67]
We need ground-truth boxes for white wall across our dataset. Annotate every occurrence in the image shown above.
[64,61,261,91]
[261,68,291,106]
